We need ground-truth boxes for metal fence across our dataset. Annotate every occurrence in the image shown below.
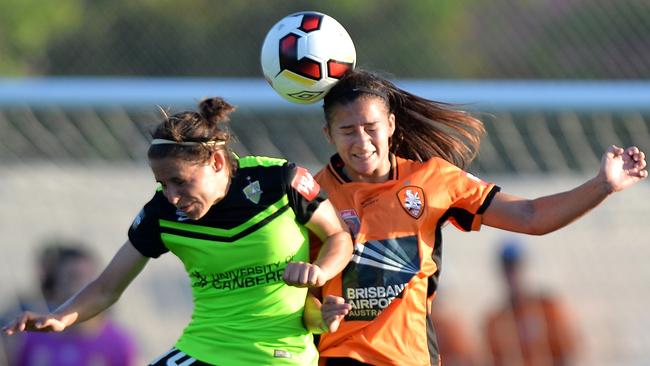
[2,78,650,176]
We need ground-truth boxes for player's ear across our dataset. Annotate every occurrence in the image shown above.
[323,123,334,144]
[211,150,226,172]
[388,113,396,137]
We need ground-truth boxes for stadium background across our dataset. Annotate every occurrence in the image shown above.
[1,1,649,365]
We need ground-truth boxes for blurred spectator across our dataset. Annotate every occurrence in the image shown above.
[1,244,54,365]
[1,240,138,366]
[483,240,579,366]
[430,294,478,366]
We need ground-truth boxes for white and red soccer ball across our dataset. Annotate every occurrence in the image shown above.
[261,11,356,104]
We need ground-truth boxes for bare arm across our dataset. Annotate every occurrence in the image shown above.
[2,241,148,334]
[305,199,353,279]
[284,199,353,287]
[483,145,647,234]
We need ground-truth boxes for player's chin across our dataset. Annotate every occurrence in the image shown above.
[352,167,379,180]
[187,207,207,220]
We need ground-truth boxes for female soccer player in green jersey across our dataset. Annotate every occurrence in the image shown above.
[2,97,353,366]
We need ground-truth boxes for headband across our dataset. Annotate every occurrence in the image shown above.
[327,86,389,103]
[150,138,225,146]
[351,87,388,100]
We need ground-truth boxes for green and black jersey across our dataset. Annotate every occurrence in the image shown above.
[128,156,325,366]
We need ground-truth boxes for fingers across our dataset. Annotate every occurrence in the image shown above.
[607,144,624,158]
[624,146,648,177]
[323,295,346,305]
[33,318,65,332]
[625,146,640,156]
[2,312,30,335]
[2,311,40,335]
[322,295,351,315]
[625,146,643,163]
[1,322,16,335]
[283,262,326,287]
[2,312,66,335]
[322,296,351,333]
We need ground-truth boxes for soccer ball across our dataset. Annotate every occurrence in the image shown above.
[261,11,356,104]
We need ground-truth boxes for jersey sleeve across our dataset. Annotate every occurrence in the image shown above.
[436,159,500,231]
[282,162,327,224]
[127,193,169,258]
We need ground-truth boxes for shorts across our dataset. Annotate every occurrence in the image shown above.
[149,348,211,366]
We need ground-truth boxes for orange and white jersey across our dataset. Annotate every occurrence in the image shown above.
[314,154,500,366]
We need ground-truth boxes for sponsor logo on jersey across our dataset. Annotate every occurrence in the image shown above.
[340,209,361,240]
[190,258,291,293]
[291,166,320,201]
[243,180,263,204]
[397,186,425,219]
[342,236,420,320]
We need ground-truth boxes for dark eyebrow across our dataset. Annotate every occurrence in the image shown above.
[338,121,379,129]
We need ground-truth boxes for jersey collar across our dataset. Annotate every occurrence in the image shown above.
[327,153,398,184]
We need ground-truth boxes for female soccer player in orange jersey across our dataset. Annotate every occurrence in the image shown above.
[307,69,647,366]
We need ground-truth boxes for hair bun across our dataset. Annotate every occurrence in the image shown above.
[199,97,236,123]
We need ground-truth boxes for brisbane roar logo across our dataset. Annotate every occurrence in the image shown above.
[397,186,425,219]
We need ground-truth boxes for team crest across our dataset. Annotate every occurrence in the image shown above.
[397,186,425,219]
[340,209,361,240]
[243,180,263,204]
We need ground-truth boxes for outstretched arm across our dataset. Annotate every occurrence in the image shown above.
[284,199,353,287]
[483,145,647,235]
[2,241,148,334]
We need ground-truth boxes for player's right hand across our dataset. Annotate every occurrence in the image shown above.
[598,145,647,192]
[283,261,328,288]
[322,295,351,333]
[1,311,67,335]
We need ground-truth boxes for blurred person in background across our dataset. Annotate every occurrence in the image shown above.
[1,243,59,365]
[429,293,479,366]
[306,69,646,366]
[483,241,579,366]
[3,97,353,366]
[2,240,138,366]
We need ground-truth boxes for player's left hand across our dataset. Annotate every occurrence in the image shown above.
[283,262,327,287]
[599,145,647,192]
[321,295,350,333]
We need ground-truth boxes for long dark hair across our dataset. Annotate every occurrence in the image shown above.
[323,69,484,169]
[148,97,237,170]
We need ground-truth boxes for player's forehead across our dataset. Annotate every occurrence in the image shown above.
[329,96,390,128]
[150,157,201,180]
